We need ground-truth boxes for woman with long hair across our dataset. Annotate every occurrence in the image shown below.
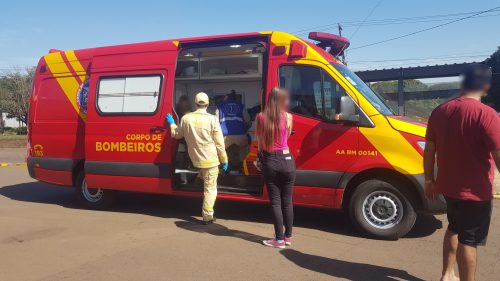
[256,87,296,249]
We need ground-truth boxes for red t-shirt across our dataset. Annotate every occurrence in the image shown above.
[426,97,500,201]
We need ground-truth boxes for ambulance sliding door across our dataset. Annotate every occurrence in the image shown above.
[84,46,179,193]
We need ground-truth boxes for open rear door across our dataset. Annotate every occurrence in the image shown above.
[172,37,269,195]
[84,41,179,193]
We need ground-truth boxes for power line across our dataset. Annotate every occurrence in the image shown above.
[344,13,499,27]
[296,13,499,36]
[349,0,385,40]
[339,0,385,63]
[339,10,488,24]
[293,10,500,36]
[349,6,500,51]
[294,15,430,34]
[294,10,489,32]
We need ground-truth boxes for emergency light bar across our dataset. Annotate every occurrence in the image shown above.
[308,32,350,57]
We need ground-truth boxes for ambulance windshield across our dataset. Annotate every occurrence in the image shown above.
[332,64,395,116]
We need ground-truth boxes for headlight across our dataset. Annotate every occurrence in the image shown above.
[417,141,426,150]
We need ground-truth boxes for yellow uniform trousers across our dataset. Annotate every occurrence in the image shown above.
[200,166,219,221]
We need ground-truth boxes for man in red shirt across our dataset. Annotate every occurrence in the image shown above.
[424,64,500,281]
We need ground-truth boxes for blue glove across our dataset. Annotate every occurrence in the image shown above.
[222,162,229,172]
[166,114,175,126]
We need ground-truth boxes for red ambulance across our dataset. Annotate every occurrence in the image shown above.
[28,31,446,239]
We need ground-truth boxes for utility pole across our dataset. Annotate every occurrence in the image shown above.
[338,23,346,64]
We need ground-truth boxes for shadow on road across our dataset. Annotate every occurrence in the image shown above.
[0,182,442,239]
[280,249,425,281]
[175,217,268,244]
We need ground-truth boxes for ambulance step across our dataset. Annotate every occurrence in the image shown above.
[175,181,262,195]
[175,184,262,196]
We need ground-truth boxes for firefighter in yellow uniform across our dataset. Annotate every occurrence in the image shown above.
[166,92,228,224]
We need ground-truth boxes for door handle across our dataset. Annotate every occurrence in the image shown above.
[291,129,296,135]
[150,126,166,134]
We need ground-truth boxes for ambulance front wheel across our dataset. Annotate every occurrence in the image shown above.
[349,179,417,240]
[75,172,117,210]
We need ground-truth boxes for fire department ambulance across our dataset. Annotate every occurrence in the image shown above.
[28,31,445,239]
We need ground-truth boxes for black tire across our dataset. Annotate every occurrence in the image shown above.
[74,172,117,210]
[349,179,417,240]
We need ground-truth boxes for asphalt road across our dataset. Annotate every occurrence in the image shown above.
[0,148,26,163]
[0,166,499,281]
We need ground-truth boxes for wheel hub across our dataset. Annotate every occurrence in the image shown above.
[362,191,403,230]
[82,179,104,203]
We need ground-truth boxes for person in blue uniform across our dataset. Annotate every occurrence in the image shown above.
[216,90,251,172]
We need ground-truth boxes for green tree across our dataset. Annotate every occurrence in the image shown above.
[370,79,428,94]
[428,81,460,91]
[0,67,35,125]
[484,46,500,109]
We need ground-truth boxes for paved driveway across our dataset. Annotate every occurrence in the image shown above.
[0,166,499,281]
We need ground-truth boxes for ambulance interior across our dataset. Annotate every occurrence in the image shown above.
[173,42,266,195]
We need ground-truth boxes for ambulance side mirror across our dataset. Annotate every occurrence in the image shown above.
[337,96,359,124]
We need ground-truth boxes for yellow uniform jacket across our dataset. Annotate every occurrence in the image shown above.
[170,108,228,168]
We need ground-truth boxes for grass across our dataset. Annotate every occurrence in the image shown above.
[0,134,27,140]
[0,134,27,148]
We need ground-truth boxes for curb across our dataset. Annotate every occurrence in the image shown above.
[0,163,26,167]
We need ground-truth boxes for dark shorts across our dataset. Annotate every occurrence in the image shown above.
[445,197,492,246]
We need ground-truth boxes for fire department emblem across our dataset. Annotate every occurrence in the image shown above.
[76,79,89,114]
[33,144,44,157]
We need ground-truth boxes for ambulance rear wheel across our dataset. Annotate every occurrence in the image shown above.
[349,179,416,240]
[75,173,117,210]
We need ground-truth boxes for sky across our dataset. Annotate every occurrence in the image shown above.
[1,0,499,72]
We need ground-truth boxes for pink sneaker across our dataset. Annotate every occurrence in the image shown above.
[262,238,286,249]
[284,236,292,246]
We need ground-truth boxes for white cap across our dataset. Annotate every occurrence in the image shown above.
[195,92,209,106]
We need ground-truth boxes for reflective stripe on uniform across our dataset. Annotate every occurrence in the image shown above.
[191,158,220,168]
[220,116,244,122]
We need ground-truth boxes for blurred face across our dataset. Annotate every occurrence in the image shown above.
[279,90,290,110]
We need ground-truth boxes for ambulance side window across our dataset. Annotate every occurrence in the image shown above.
[321,70,347,121]
[97,75,162,114]
[279,65,323,119]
